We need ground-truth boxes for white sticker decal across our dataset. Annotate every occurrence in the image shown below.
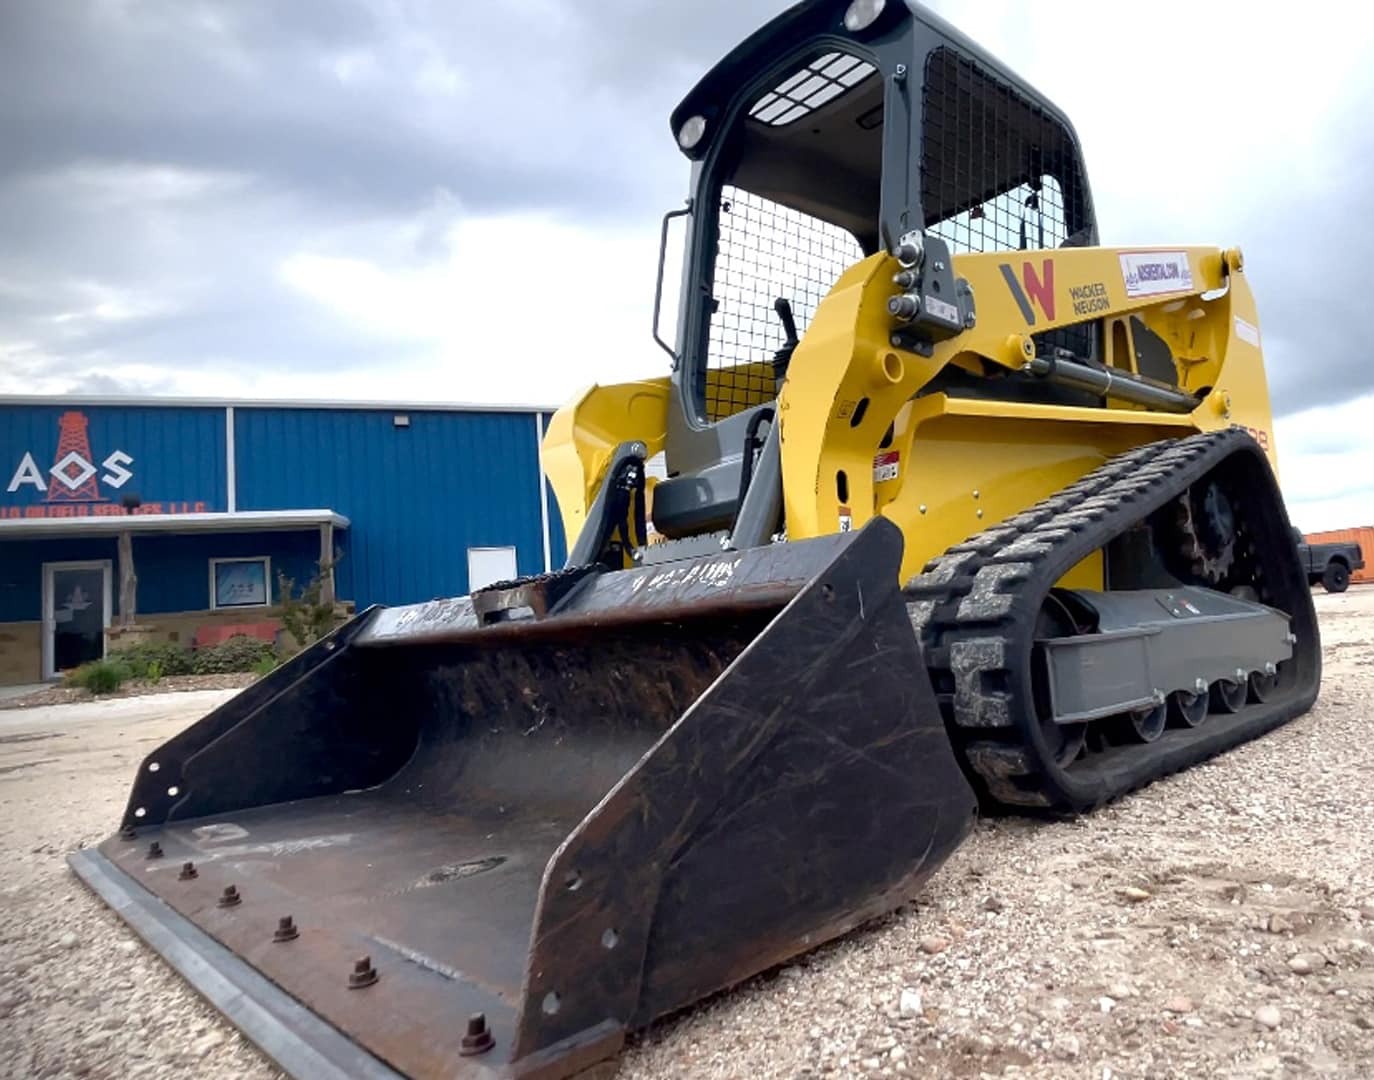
[838,507,853,533]
[1234,316,1261,347]
[872,450,900,483]
[1119,251,1193,298]
[925,295,959,324]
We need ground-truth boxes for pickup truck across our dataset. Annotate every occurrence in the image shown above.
[1293,528,1365,593]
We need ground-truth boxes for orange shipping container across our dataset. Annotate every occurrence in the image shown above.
[1303,526,1374,583]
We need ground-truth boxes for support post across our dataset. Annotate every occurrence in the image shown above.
[117,530,137,629]
[319,522,336,608]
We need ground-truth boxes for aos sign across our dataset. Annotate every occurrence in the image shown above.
[2,410,211,520]
[6,411,133,501]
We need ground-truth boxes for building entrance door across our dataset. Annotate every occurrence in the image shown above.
[42,561,111,680]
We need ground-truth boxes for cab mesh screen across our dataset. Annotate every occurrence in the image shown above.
[920,46,1091,254]
[921,46,1097,359]
[702,186,864,421]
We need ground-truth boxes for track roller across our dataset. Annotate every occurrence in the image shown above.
[1168,688,1209,728]
[1210,678,1248,714]
[1248,667,1278,703]
[1125,702,1167,742]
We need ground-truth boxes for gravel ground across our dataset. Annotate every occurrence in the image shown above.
[1,590,1371,1079]
[0,674,257,712]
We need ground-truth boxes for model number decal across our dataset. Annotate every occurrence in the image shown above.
[631,556,741,594]
[1231,423,1270,451]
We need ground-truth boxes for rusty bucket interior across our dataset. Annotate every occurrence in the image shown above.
[78,522,977,1079]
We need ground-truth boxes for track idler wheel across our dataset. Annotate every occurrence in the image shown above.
[1168,688,1209,728]
[1032,600,1087,765]
[1210,677,1249,714]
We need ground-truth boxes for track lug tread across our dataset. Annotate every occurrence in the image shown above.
[906,429,1321,814]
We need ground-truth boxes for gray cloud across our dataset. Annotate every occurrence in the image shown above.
[2,0,1370,424]
[0,0,788,394]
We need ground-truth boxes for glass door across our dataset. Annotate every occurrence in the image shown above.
[42,561,111,679]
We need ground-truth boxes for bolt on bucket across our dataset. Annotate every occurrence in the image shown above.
[70,519,976,1079]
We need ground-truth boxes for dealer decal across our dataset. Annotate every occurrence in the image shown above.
[999,258,1055,325]
[1119,251,1193,298]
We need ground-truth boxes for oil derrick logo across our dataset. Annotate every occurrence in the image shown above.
[46,411,106,502]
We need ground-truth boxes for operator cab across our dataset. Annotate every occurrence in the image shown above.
[645,0,1096,551]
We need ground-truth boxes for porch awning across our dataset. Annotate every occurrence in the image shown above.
[0,509,349,539]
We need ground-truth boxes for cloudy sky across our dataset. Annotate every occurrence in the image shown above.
[1,0,1371,529]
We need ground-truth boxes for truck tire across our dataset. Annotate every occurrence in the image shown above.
[1322,561,1350,593]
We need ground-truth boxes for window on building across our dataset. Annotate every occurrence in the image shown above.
[467,546,517,592]
[210,557,271,610]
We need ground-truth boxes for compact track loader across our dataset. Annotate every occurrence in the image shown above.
[72,2,1321,1077]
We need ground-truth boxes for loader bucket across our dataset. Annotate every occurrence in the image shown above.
[70,519,976,1080]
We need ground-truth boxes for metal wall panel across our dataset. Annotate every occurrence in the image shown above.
[0,537,120,623]
[539,411,570,570]
[133,530,326,615]
[1,402,556,617]
[0,404,226,518]
[234,407,549,606]
[0,531,324,622]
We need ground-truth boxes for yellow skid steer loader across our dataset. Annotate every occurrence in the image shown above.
[71,2,1320,1077]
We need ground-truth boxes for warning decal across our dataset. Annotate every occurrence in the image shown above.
[873,450,900,483]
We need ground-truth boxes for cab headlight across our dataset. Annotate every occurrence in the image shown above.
[843,0,886,33]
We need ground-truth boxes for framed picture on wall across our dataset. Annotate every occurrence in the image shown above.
[210,557,271,609]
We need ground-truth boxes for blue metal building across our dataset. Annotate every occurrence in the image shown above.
[0,397,565,685]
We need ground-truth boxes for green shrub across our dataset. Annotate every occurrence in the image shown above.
[192,634,277,674]
[278,555,344,649]
[251,655,277,678]
[145,659,163,685]
[112,641,193,678]
[70,659,129,695]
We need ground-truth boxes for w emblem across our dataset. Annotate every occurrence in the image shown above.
[999,259,1056,325]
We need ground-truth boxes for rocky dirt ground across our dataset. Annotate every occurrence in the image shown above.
[0,673,256,711]
[0,590,1370,1079]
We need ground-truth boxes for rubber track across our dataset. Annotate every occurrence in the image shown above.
[904,429,1322,813]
